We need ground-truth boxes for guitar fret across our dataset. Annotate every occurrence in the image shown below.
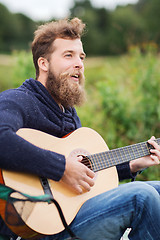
[125,146,137,160]
[131,145,141,159]
[88,138,160,172]
[131,144,144,158]
[107,150,116,166]
[112,149,126,165]
[114,149,123,165]
[101,152,108,169]
[93,154,101,170]
[157,139,160,145]
[105,150,119,168]
[95,153,106,171]
[91,154,99,171]
[93,152,109,171]
[134,144,141,158]
[90,154,102,172]
[129,145,142,158]
[143,143,149,155]
[97,153,107,169]
[135,142,149,157]
[122,146,133,162]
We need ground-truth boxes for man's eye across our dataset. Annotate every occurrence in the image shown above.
[80,56,85,61]
[80,54,86,61]
[65,54,72,58]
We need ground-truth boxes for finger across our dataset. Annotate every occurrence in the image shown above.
[150,149,160,158]
[79,180,92,192]
[150,154,160,164]
[73,179,92,194]
[86,168,95,178]
[84,174,95,187]
[73,184,83,194]
[76,172,95,193]
[73,174,95,194]
[148,139,160,150]
[150,136,156,141]
[78,157,95,178]
[77,155,83,161]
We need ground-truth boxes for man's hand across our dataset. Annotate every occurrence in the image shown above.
[130,136,160,173]
[61,155,95,194]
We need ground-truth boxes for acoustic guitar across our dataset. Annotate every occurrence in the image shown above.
[0,127,159,239]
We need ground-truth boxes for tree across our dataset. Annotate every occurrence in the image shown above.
[0,3,36,52]
[0,4,16,51]
[106,5,146,54]
[13,13,36,50]
[70,0,111,55]
[136,0,160,44]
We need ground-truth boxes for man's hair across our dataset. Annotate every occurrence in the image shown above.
[32,18,86,78]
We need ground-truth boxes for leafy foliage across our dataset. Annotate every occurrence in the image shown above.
[12,51,35,87]
[77,48,160,181]
[1,0,160,55]
[0,3,36,52]
[0,45,159,181]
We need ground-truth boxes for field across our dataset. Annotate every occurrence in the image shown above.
[0,54,15,91]
[0,50,160,181]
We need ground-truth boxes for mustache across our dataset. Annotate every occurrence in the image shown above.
[60,70,85,84]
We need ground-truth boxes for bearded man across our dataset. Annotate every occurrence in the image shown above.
[0,18,160,240]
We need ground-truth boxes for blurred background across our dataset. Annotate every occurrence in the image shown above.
[0,0,159,181]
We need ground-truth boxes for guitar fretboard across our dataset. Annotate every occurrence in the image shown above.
[87,138,160,172]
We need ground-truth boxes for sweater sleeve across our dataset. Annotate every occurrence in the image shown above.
[0,92,65,181]
[116,162,138,181]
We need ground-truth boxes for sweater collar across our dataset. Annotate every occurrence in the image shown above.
[21,78,73,115]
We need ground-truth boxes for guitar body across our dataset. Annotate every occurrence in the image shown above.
[1,127,118,238]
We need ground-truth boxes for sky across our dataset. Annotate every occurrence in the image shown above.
[0,0,139,21]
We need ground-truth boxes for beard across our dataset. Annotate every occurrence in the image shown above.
[46,68,86,108]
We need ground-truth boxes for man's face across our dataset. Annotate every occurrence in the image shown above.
[46,38,86,108]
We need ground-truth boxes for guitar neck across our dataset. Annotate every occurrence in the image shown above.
[88,138,160,172]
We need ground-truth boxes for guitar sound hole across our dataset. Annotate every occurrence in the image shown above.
[81,156,93,170]
[68,148,93,170]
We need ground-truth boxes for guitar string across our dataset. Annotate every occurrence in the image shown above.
[88,138,160,172]
[81,138,160,172]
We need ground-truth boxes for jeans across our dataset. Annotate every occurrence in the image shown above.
[42,181,160,240]
[3,181,160,240]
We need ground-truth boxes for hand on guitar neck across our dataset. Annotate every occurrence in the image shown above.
[61,134,160,194]
[130,136,160,173]
[61,155,95,194]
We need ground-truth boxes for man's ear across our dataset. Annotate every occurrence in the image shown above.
[37,57,49,72]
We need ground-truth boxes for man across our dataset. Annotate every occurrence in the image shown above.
[0,18,160,240]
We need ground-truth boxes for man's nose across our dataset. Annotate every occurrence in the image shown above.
[74,57,84,69]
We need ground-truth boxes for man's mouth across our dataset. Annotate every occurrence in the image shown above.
[71,74,80,82]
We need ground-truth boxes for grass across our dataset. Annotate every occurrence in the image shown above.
[0,54,16,91]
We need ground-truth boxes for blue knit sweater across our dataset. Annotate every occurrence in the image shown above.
[0,78,134,237]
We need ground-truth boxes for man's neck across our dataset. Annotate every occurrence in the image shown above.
[37,77,47,87]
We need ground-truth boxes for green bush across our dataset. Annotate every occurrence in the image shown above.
[12,51,35,87]
[78,47,160,181]
[0,48,159,181]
